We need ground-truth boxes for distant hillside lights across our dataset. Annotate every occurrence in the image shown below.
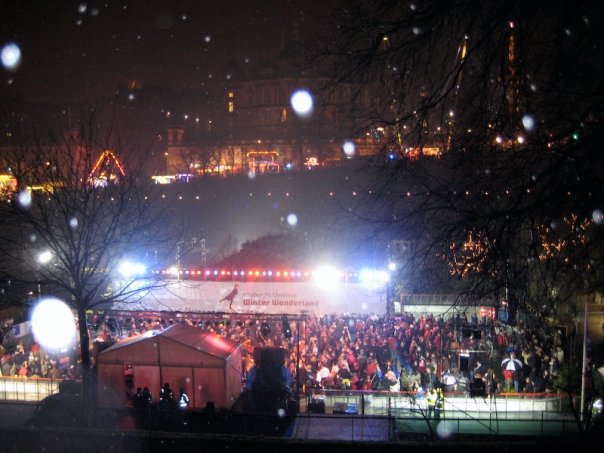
[0,174,17,200]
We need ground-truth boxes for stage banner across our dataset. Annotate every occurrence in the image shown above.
[110,279,388,315]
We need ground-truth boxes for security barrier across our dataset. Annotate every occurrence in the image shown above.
[304,389,569,417]
[0,376,62,402]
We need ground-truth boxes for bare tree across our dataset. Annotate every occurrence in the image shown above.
[0,112,186,411]
[311,0,604,326]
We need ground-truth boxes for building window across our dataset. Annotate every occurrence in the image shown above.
[228,91,235,113]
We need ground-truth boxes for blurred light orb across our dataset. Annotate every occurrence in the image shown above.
[1,42,22,70]
[290,90,313,117]
[287,213,298,226]
[247,170,256,180]
[522,114,535,131]
[18,190,31,208]
[343,141,356,157]
[31,298,76,351]
[277,408,286,418]
[37,250,52,265]
[593,209,604,225]
[436,420,454,439]
[69,217,79,229]
[78,4,87,14]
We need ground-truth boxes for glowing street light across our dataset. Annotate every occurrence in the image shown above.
[118,260,147,278]
[312,265,341,291]
[37,250,53,265]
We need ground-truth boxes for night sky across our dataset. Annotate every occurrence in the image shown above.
[1,0,331,104]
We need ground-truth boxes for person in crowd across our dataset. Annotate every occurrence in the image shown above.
[523,376,534,393]
[472,359,486,379]
[426,387,437,418]
[18,360,29,377]
[13,343,25,370]
[315,360,330,389]
[142,387,153,406]
[383,368,400,392]
[469,373,487,398]
[48,363,62,379]
[1,355,12,376]
[422,365,439,390]
[133,387,145,409]
[178,388,190,409]
[434,386,445,419]
[159,382,175,409]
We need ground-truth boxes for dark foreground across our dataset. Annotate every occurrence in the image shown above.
[2,400,602,452]
[2,425,603,453]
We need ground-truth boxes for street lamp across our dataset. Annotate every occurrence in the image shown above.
[37,250,52,265]
[117,260,147,279]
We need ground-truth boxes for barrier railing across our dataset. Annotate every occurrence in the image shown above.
[0,376,62,402]
[304,389,570,417]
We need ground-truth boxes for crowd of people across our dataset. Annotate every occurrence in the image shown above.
[0,307,571,402]
[0,319,77,380]
[88,309,570,399]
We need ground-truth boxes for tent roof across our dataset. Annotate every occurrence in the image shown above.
[98,322,239,360]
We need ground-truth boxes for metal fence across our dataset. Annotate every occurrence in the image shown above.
[0,376,61,402]
[303,388,571,417]
[297,389,584,440]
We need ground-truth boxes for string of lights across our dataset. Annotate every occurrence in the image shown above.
[152,266,391,284]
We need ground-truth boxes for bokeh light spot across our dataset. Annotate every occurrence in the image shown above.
[522,114,535,131]
[1,42,22,70]
[436,420,454,439]
[343,141,356,157]
[290,90,313,117]
[31,298,76,351]
[18,190,31,208]
[287,213,298,226]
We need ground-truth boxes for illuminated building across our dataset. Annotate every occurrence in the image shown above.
[164,40,380,178]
